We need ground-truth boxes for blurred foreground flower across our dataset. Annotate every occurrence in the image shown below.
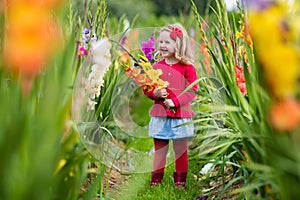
[247,0,300,131]
[269,98,300,132]
[243,0,275,10]
[3,0,63,94]
[248,1,299,99]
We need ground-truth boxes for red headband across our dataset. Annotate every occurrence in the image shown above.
[170,26,183,40]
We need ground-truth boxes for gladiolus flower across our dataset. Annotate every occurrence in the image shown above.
[122,54,168,92]
[128,67,142,78]
[135,74,147,86]
[119,52,131,64]
[141,35,156,62]
[235,65,247,96]
[146,69,162,82]
[4,3,58,76]
[269,98,300,132]
[249,3,299,99]
[200,43,211,75]
[78,46,87,58]
[82,38,112,111]
[81,27,97,50]
[3,1,62,95]
[242,0,275,11]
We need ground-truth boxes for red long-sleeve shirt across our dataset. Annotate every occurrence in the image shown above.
[144,60,199,118]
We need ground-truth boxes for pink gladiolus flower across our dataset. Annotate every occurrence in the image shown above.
[77,46,87,58]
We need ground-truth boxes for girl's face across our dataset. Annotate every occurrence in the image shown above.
[158,30,176,59]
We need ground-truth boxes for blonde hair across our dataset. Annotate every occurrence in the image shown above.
[158,23,194,65]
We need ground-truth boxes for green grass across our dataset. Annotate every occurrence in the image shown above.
[109,162,206,200]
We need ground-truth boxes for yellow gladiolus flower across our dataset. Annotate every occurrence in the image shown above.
[261,45,299,98]
[249,2,300,99]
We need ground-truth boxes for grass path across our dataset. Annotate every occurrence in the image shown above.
[104,160,243,200]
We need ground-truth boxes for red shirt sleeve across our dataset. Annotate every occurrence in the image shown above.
[143,87,158,100]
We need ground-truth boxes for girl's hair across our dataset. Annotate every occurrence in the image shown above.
[158,23,194,65]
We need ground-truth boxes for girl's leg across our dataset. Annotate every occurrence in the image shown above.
[153,138,169,172]
[151,138,169,186]
[173,138,189,188]
[173,138,189,172]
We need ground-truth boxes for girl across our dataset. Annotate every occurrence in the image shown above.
[144,24,199,188]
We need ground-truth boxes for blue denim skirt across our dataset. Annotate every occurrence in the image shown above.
[148,117,194,140]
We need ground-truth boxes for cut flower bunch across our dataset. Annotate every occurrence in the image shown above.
[123,53,169,92]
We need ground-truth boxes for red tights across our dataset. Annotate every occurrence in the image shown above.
[153,138,188,173]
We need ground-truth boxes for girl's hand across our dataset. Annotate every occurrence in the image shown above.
[164,99,175,109]
[154,87,168,98]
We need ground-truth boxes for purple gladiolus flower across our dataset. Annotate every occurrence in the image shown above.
[82,27,97,49]
[83,28,91,39]
[141,35,156,62]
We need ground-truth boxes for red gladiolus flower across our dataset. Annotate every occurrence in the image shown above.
[235,65,247,96]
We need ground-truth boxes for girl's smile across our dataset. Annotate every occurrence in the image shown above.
[158,30,176,59]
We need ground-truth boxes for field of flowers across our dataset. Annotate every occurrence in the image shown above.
[0,0,299,199]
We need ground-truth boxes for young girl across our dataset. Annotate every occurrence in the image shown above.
[143,24,199,188]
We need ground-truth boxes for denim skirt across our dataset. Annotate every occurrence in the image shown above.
[148,117,194,140]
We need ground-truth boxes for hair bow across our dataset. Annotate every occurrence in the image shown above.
[170,27,183,40]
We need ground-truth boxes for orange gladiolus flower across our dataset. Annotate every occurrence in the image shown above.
[129,68,141,78]
[3,1,63,94]
[123,54,168,92]
[269,98,300,132]
[200,43,211,75]
[119,52,131,64]
[135,74,147,86]
[7,0,63,8]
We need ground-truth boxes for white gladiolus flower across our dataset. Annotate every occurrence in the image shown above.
[85,38,112,111]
